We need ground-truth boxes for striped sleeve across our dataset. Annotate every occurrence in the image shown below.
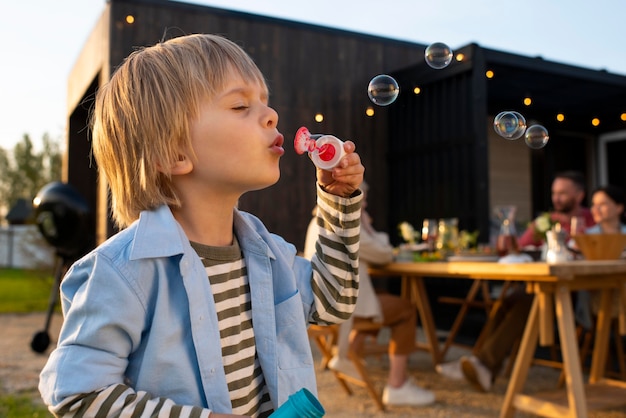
[48,383,211,418]
[309,185,362,324]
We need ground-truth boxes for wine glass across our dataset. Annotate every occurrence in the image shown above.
[422,219,438,252]
[570,216,586,236]
[496,219,519,257]
[569,216,586,258]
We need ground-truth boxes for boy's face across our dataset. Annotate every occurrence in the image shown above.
[187,72,283,195]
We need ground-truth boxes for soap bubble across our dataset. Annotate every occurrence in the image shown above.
[367,74,399,106]
[425,42,453,69]
[493,111,527,140]
[524,125,549,149]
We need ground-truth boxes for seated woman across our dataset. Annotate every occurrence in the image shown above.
[586,185,626,235]
[575,185,626,329]
[304,181,435,407]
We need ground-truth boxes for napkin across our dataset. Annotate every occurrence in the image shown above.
[498,253,534,264]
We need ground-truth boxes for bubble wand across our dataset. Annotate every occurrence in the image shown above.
[294,126,346,170]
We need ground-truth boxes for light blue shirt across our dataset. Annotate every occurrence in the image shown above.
[575,222,626,329]
[40,204,325,412]
[585,224,626,234]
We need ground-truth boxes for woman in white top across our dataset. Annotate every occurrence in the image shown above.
[304,182,435,407]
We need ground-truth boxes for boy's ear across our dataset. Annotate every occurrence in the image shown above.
[157,154,193,175]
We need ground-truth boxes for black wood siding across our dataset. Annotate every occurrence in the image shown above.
[73,0,426,248]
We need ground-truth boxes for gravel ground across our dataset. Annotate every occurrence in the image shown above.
[2,313,626,417]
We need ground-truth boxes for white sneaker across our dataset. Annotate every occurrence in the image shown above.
[328,356,360,379]
[460,355,492,392]
[382,378,435,406]
[435,359,464,380]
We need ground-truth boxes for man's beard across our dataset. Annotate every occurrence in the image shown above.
[555,200,576,213]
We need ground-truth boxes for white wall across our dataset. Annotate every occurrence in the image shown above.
[0,225,56,269]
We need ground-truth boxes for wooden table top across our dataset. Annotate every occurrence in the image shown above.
[368,259,626,281]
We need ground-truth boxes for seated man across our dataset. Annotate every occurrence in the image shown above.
[304,182,435,407]
[438,170,595,391]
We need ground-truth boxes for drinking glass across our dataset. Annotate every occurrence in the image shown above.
[421,219,438,252]
[436,218,459,253]
[494,205,519,256]
[496,219,519,257]
[570,216,586,236]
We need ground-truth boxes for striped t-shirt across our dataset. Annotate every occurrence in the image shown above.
[189,238,273,418]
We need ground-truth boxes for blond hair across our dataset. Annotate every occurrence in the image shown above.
[91,34,266,228]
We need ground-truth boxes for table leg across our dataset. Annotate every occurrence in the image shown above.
[618,283,626,335]
[473,281,514,354]
[500,295,540,418]
[407,275,442,365]
[538,290,554,346]
[440,278,483,359]
[554,284,588,417]
[589,288,613,383]
[400,276,410,300]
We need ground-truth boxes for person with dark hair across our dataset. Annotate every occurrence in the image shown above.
[575,185,626,329]
[518,170,594,247]
[586,185,626,233]
[438,171,596,393]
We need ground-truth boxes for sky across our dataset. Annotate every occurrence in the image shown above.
[1,0,625,151]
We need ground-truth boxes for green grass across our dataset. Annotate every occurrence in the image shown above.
[0,394,51,418]
[0,269,57,417]
[0,268,55,313]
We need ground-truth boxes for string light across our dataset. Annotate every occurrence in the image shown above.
[314,113,323,123]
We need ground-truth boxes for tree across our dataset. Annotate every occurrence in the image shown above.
[0,133,63,219]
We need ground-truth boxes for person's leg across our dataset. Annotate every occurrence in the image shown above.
[475,291,534,375]
[377,293,435,406]
[327,316,365,379]
[377,293,416,387]
[461,289,533,391]
[335,317,353,359]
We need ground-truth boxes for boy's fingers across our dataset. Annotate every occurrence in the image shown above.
[343,141,356,153]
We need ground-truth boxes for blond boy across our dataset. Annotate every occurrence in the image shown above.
[39,34,364,418]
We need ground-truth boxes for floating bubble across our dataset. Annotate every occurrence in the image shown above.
[493,111,527,140]
[367,74,399,106]
[524,125,549,149]
[425,42,453,69]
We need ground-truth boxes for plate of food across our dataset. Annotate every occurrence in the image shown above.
[447,253,500,262]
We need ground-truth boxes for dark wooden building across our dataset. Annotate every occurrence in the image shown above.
[67,0,426,247]
[67,0,626,249]
[387,44,626,241]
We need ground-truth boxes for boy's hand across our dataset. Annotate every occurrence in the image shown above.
[316,140,364,197]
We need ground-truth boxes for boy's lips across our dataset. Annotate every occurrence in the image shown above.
[271,134,285,155]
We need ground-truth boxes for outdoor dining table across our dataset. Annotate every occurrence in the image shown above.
[368,259,626,418]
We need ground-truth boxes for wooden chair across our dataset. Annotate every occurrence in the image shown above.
[307,321,387,411]
[307,324,339,370]
[439,280,514,358]
[556,318,626,387]
[503,307,626,385]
